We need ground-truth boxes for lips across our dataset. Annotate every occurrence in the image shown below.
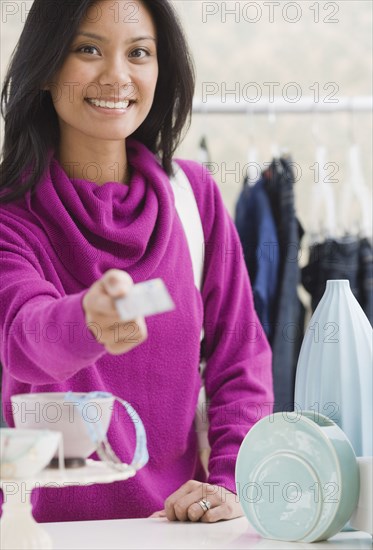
[85,97,136,103]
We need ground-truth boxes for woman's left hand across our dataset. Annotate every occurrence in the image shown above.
[149,480,244,523]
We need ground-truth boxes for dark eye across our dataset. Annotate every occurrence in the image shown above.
[129,48,149,59]
[77,45,100,55]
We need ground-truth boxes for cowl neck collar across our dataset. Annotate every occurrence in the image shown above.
[25,138,178,285]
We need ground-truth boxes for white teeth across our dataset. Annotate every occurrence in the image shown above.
[87,98,130,109]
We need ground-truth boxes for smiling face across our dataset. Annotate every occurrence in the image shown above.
[48,0,158,144]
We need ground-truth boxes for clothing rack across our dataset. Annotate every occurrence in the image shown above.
[192,96,373,114]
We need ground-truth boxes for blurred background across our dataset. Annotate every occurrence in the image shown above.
[173,0,372,230]
[1,1,372,229]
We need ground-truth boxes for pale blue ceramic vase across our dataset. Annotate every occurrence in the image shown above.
[295,279,372,457]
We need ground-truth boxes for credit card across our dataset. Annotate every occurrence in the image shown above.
[115,278,175,321]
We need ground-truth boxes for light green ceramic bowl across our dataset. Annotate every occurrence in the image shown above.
[235,411,360,543]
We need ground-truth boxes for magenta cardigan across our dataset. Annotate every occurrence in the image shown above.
[0,138,273,522]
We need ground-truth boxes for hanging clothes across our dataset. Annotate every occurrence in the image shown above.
[235,176,280,341]
[262,157,305,413]
[359,238,373,325]
[302,236,373,326]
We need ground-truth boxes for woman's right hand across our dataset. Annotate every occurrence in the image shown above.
[82,269,148,355]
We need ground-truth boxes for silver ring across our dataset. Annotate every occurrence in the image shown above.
[197,499,211,513]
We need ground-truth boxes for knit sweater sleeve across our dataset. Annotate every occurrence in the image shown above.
[0,219,106,384]
[176,160,274,494]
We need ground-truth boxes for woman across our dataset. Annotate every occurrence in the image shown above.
[0,0,273,523]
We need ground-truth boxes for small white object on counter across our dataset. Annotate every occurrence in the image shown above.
[350,456,373,535]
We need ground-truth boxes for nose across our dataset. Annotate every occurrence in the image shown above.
[97,54,134,96]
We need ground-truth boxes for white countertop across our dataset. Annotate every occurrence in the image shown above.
[44,517,372,549]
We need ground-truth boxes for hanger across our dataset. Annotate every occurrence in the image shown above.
[198,136,210,165]
[308,110,337,244]
[197,101,211,165]
[348,143,371,239]
[268,108,280,160]
[338,101,371,239]
[245,107,259,186]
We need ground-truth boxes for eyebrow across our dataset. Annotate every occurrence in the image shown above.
[76,32,156,44]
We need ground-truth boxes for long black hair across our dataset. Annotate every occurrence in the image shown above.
[0,0,195,204]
